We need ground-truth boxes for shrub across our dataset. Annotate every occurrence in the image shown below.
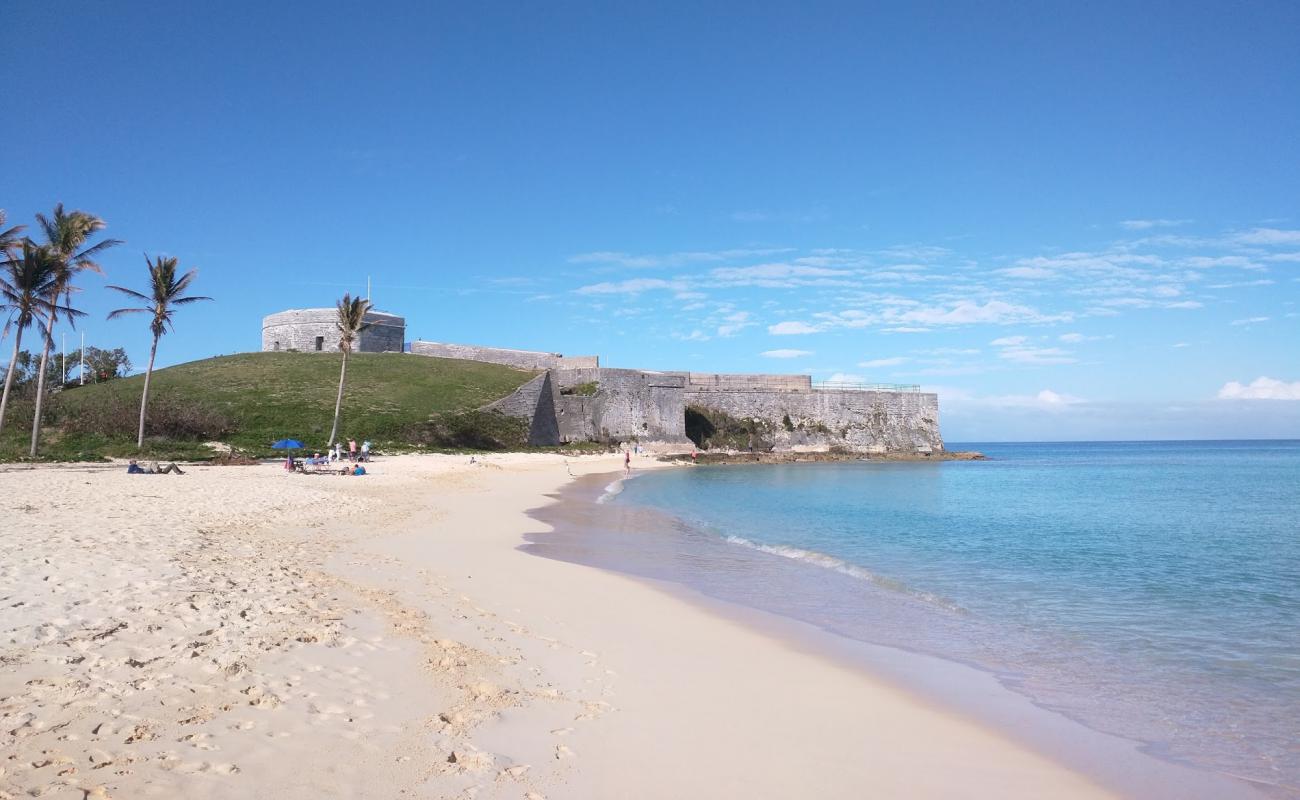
[56,393,235,440]
[402,410,528,450]
[561,381,599,396]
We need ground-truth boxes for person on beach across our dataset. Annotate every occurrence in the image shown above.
[691,448,698,464]
[361,440,371,461]
[128,460,184,474]
[349,439,358,461]
[353,464,366,476]
[625,448,631,474]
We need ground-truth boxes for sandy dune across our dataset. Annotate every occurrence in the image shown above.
[1,453,1125,799]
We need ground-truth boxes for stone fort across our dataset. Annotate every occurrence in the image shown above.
[260,308,943,454]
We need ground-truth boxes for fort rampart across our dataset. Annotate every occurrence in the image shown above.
[410,341,598,370]
[262,309,405,353]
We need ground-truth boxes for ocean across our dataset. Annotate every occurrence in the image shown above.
[529,441,1300,795]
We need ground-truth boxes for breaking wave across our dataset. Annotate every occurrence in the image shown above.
[722,535,966,614]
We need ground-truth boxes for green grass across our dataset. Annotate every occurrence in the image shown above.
[0,352,536,461]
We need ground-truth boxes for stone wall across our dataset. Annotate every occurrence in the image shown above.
[686,388,943,453]
[552,369,688,444]
[262,309,405,353]
[483,367,690,446]
[671,372,812,392]
[410,341,598,370]
[484,372,560,446]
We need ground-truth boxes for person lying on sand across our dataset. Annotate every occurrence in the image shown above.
[127,460,185,475]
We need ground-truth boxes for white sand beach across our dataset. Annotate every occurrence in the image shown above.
[0,453,1123,799]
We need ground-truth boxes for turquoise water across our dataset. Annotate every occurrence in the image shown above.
[607,441,1300,791]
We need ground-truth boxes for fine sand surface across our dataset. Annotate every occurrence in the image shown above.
[3,452,1135,799]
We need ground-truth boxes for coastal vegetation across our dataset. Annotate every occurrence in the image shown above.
[327,293,372,448]
[107,255,212,448]
[0,351,535,461]
[1,205,549,462]
[685,404,777,451]
[27,205,121,457]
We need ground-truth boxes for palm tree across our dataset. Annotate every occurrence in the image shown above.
[28,205,121,457]
[107,255,212,448]
[0,210,24,257]
[327,293,373,448]
[0,243,65,434]
[0,208,26,349]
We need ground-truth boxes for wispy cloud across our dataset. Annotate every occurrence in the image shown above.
[1228,316,1269,326]
[575,278,685,295]
[569,248,794,269]
[768,321,820,335]
[1232,228,1300,246]
[1123,217,1190,230]
[1120,219,1191,230]
[857,356,908,368]
[715,311,755,337]
[761,349,813,359]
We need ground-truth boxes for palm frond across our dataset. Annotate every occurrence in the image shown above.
[105,284,153,303]
[107,307,150,320]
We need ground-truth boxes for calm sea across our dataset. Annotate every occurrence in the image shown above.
[532,441,1300,794]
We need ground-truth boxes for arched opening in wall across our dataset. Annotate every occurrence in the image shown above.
[684,406,715,449]
[273,341,280,351]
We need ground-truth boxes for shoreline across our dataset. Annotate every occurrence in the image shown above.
[658,449,986,465]
[0,453,1275,798]
[526,466,1275,800]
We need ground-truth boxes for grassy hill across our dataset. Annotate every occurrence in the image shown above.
[0,352,537,461]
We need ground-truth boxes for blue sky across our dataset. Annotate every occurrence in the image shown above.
[4,1,1298,440]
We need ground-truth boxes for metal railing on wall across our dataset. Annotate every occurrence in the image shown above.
[813,381,921,393]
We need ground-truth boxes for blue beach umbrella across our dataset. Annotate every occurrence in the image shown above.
[271,438,305,450]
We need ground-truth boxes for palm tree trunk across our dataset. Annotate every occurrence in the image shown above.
[328,350,349,447]
[29,328,54,457]
[136,335,159,449]
[0,326,24,434]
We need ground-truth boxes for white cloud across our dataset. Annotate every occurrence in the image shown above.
[1205,279,1275,289]
[939,386,1085,410]
[716,311,755,337]
[1059,333,1086,343]
[575,278,684,295]
[768,321,820,335]
[1217,377,1300,400]
[1172,342,1190,348]
[760,349,813,359]
[709,262,856,288]
[672,329,710,342]
[998,346,1077,365]
[825,372,865,384]
[569,248,794,269]
[1232,228,1300,246]
[895,300,1067,326]
[998,266,1056,279]
[990,335,1028,346]
[1120,219,1190,230]
[857,356,908,368]
[1229,316,1269,326]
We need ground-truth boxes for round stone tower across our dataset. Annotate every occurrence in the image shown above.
[261,308,406,353]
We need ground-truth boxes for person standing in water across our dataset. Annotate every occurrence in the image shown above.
[624,448,631,474]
